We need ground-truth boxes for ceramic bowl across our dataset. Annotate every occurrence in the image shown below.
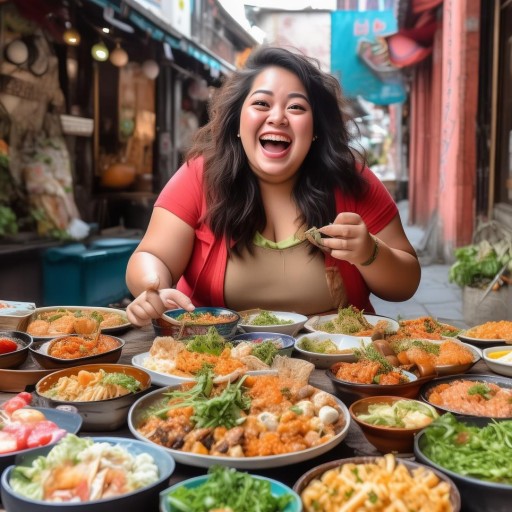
[35,363,152,431]
[0,436,175,512]
[238,311,307,337]
[482,346,512,377]
[419,373,512,418]
[152,307,240,339]
[0,331,33,369]
[326,364,436,404]
[294,332,364,368]
[231,331,295,357]
[0,406,83,477]
[303,313,399,340]
[0,301,36,331]
[415,416,512,512]
[128,380,351,469]
[349,396,439,454]
[159,473,302,512]
[29,334,124,369]
[293,456,461,511]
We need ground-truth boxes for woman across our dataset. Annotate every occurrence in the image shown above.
[126,46,420,327]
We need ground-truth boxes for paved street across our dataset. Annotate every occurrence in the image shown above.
[370,201,466,326]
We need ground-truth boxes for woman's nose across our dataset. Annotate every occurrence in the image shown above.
[267,107,288,126]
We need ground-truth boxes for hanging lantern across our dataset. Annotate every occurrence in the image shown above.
[91,41,109,62]
[110,43,128,67]
[142,59,160,79]
[63,22,81,46]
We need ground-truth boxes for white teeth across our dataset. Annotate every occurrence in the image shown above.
[260,134,291,143]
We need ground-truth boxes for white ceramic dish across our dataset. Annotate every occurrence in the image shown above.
[294,332,366,368]
[132,352,195,387]
[131,352,277,387]
[482,346,512,377]
[25,306,131,340]
[128,384,350,469]
[238,311,308,336]
[0,301,36,331]
[303,313,399,339]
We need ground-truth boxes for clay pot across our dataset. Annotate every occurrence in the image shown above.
[101,162,136,189]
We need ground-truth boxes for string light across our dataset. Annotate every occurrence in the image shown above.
[63,22,81,46]
[110,42,128,67]
[91,41,109,62]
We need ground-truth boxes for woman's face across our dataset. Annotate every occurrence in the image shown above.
[239,66,314,185]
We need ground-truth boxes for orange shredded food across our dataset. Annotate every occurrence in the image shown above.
[174,348,245,376]
[48,335,119,359]
[427,379,512,417]
[465,321,512,340]
[388,316,460,342]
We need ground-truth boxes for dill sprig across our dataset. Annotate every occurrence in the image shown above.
[354,343,393,372]
[392,339,440,355]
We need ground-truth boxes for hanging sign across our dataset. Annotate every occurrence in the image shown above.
[331,10,406,105]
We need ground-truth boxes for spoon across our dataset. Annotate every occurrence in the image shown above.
[159,312,183,326]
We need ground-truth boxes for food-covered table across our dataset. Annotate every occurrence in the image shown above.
[0,322,493,511]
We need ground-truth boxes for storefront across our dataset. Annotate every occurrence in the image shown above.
[0,0,256,304]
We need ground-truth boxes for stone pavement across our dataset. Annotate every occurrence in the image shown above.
[370,201,466,327]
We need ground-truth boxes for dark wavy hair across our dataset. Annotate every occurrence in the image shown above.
[187,45,368,254]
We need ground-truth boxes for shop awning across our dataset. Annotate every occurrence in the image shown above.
[87,0,236,75]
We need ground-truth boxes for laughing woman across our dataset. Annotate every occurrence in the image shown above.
[125,46,420,326]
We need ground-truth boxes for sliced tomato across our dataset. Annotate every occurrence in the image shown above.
[2,422,34,451]
[0,338,18,354]
[26,421,66,448]
[1,392,33,414]
[0,431,18,454]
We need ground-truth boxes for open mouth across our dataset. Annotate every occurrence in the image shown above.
[259,134,291,153]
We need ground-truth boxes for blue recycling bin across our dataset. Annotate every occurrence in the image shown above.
[42,239,139,306]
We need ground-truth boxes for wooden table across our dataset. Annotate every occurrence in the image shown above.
[0,324,489,510]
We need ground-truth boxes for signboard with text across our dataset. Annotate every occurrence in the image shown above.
[331,10,405,105]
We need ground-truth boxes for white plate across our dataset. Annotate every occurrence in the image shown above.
[304,313,399,338]
[132,352,195,387]
[25,306,131,340]
[238,311,308,336]
[294,332,366,368]
[128,383,350,469]
[132,352,278,387]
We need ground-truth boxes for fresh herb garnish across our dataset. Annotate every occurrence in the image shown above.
[468,383,493,400]
[157,367,251,429]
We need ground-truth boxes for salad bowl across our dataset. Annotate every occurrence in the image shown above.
[1,435,175,512]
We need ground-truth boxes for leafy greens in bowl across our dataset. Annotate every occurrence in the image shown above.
[160,465,301,512]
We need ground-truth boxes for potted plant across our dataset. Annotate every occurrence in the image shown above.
[449,238,512,325]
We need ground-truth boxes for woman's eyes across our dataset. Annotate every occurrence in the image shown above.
[250,100,307,111]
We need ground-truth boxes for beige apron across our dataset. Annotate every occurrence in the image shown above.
[224,240,340,316]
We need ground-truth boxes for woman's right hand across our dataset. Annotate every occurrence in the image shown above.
[126,273,195,326]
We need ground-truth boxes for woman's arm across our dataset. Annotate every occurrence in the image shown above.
[319,212,421,301]
[125,207,196,325]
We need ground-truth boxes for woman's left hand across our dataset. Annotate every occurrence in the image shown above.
[318,212,376,266]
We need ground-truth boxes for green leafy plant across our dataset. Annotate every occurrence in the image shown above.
[0,205,18,236]
[448,240,512,288]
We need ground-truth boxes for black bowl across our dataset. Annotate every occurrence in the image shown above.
[29,334,124,369]
[415,415,512,512]
[0,331,33,369]
[419,373,512,418]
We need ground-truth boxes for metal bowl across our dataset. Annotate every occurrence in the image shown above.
[35,363,151,431]
[29,334,124,369]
